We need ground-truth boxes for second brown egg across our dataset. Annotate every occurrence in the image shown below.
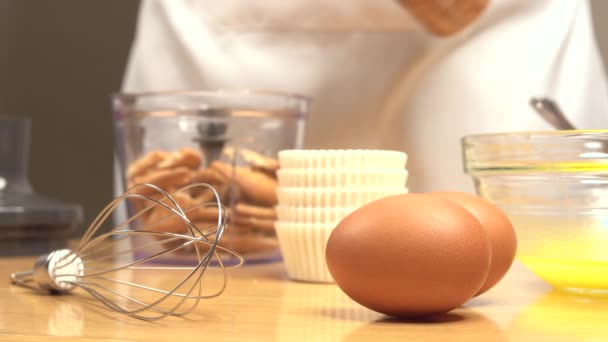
[432,192,517,295]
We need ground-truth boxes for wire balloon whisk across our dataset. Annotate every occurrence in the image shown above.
[10,182,242,321]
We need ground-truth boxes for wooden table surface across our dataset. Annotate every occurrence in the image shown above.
[1,256,608,342]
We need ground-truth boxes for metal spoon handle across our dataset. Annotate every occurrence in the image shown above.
[529,97,576,130]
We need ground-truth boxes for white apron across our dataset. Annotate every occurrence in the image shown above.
[122,0,608,193]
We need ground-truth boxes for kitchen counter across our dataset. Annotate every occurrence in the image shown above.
[1,256,607,341]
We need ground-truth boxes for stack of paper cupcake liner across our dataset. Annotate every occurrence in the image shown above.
[275,150,409,282]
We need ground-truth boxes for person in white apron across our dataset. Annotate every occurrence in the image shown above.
[121,0,608,193]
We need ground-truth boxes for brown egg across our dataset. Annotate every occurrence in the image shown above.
[432,192,517,295]
[326,193,491,317]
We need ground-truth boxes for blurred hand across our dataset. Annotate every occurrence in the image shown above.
[397,0,490,36]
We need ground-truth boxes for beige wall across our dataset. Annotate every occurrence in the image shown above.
[0,1,607,234]
[592,0,608,70]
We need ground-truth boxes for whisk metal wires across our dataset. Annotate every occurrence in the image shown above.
[10,182,242,321]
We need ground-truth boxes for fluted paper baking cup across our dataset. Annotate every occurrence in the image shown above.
[276,187,408,207]
[278,149,407,169]
[277,169,408,187]
[275,206,358,223]
[274,221,336,283]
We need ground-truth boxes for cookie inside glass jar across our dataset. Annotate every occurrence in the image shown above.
[125,147,281,261]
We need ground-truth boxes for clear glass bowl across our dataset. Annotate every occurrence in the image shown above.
[0,117,83,256]
[112,90,309,264]
[462,130,608,294]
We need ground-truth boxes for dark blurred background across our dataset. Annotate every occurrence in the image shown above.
[0,0,607,233]
[0,0,140,231]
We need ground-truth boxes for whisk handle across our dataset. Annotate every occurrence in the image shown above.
[10,270,34,285]
[10,249,84,293]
